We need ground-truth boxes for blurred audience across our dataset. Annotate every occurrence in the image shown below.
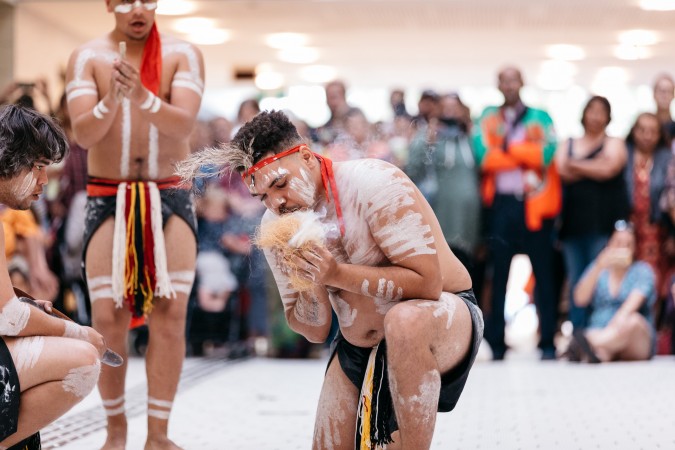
[652,73,675,148]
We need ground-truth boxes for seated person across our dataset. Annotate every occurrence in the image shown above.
[565,220,656,362]
[0,105,105,448]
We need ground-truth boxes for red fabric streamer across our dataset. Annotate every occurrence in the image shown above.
[141,22,162,95]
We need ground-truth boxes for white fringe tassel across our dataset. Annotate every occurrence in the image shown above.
[149,183,175,299]
[111,182,128,309]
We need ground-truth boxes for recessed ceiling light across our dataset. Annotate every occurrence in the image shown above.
[639,0,675,11]
[172,17,218,34]
[265,33,309,49]
[545,44,586,61]
[186,29,231,46]
[255,71,285,90]
[299,65,337,84]
[614,45,651,60]
[618,29,659,46]
[157,0,196,16]
[536,60,577,90]
[277,47,320,64]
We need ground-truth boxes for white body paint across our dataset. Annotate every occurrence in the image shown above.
[102,395,125,416]
[62,360,101,398]
[87,275,113,304]
[12,172,37,200]
[169,270,195,295]
[0,296,31,336]
[394,370,440,426]
[417,293,457,329]
[330,293,357,327]
[360,279,370,296]
[374,212,436,263]
[14,336,44,372]
[288,167,317,207]
[63,321,89,340]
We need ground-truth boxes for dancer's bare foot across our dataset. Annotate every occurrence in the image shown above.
[145,436,183,450]
[100,435,126,450]
[100,421,127,450]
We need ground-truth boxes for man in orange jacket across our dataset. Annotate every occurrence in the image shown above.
[473,66,561,360]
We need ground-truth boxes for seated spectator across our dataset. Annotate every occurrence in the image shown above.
[565,221,656,363]
[0,206,59,300]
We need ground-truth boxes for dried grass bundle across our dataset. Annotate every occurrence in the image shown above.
[255,211,326,292]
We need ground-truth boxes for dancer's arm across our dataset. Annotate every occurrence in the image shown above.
[0,224,104,353]
[297,162,442,302]
[113,44,204,139]
[66,46,122,149]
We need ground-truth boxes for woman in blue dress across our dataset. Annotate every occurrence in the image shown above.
[566,220,656,362]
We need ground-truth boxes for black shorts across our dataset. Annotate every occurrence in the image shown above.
[0,337,20,442]
[327,289,483,434]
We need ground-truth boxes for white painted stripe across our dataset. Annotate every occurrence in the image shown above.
[62,360,101,398]
[66,88,98,102]
[171,79,203,96]
[171,283,193,295]
[105,405,126,416]
[148,408,171,420]
[102,395,125,406]
[120,99,131,179]
[148,397,173,408]
[148,124,159,179]
[87,276,113,290]
[14,336,45,372]
[169,271,195,283]
[66,79,96,91]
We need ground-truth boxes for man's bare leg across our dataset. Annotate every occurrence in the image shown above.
[144,216,195,450]
[384,294,473,450]
[86,218,132,450]
[312,356,359,450]
[0,337,100,447]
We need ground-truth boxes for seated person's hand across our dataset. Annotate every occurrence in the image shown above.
[82,326,107,357]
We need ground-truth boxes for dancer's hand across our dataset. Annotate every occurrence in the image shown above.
[82,326,107,357]
[296,245,338,285]
[112,59,145,104]
[33,299,53,314]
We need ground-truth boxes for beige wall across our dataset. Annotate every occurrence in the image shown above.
[14,5,85,110]
[0,2,14,89]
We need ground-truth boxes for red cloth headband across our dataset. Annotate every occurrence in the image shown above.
[241,144,345,236]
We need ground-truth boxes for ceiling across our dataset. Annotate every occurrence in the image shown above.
[12,0,675,91]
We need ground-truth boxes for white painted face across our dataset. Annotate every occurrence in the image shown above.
[9,162,48,210]
[113,0,157,14]
[245,152,321,215]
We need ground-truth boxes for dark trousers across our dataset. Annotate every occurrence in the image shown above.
[485,194,558,357]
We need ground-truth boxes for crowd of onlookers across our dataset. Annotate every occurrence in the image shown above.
[1,65,674,362]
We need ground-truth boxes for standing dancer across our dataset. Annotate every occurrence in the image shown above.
[179,110,484,449]
[0,105,105,450]
[65,1,204,448]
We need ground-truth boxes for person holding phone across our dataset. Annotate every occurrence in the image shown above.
[564,220,657,363]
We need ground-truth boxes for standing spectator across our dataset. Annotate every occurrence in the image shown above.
[407,93,481,271]
[556,96,629,329]
[624,113,673,313]
[316,80,356,146]
[326,108,393,163]
[652,73,675,147]
[231,98,260,139]
[390,88,410,119]
[413,89,441,128]
[565,221,656,363]
[473,66,561,360]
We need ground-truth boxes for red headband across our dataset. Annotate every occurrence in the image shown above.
[241,144,345,236]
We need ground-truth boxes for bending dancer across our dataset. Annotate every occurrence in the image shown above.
[180,111,484,449]
[0,105,105,449]
[65,1,204,448]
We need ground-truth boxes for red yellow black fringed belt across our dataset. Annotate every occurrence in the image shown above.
[86,176,188,318]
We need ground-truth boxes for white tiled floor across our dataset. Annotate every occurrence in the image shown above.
[42,351,675,450]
